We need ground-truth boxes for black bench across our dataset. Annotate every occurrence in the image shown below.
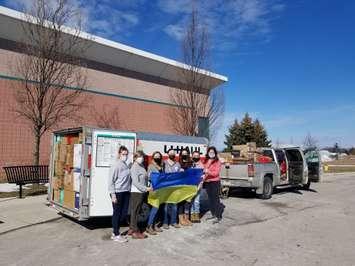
[3,165,49,198]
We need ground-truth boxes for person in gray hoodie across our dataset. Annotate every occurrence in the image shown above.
[108,145,131,243]
[129,151,152,239]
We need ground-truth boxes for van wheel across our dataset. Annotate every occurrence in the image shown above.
[303,180,311,190]
[220,186,230,199]
[261,176,273,200]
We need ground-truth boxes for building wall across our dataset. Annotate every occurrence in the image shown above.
[0,46,181,181]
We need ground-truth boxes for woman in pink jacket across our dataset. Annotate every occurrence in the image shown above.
[203,146,223,224]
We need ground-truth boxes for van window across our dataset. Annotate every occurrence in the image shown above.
[285,149,302,162]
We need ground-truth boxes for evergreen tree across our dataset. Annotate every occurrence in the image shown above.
[224,113,271,151]
[254,119,271,147]
[224,119,241,151]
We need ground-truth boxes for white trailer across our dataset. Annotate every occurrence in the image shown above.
[48,127,208,221]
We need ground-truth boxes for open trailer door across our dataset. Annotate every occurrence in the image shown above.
[89,129,136,217]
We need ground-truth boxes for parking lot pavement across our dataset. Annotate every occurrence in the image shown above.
[0,173,355,266]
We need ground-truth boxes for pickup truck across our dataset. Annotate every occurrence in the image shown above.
[220,147,322,199]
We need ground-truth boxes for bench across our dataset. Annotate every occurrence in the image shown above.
[3,165,49,198]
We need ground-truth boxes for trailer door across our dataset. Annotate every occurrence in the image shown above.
[89,130,136,217]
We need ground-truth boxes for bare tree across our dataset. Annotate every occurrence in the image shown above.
[303,132,318,150]
[91,106,125,130]
[169,8,224,139]
[10,0,89,165]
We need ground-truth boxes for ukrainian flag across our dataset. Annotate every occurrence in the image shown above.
[148,168,203,208]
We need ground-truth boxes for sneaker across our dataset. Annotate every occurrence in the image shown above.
[205,215,216,221]
[112,235,128,243]
[146,226,157,235]
[154,226,163,233]
[162,224,169,230]
[212,218,222,224]
[172,223,181,229]
[110,233,115,240]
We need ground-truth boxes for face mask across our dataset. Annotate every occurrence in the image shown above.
[192,157,200,162]
[136,157,144,164]
[154,158,162,164]
[168,155,175,160]
[208,152,215,159]
[120,155,128,162]
[181,155,188,161]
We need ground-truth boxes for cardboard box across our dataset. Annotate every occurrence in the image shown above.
[73,172,80,192]
[55,161,65,177]
[52,176,64,190]
[63,190,76,209]
[64,171,73,191]
[53,189,60,202]
[59,144,67,162]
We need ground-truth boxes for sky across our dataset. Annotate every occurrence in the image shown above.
[1,0,354,150]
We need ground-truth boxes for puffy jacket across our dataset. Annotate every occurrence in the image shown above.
[204,159,222,182]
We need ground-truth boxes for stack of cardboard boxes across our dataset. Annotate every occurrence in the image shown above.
[232,142,257,161]
[52,133,83,209]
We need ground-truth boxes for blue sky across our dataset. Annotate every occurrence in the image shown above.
[2,0,355,149]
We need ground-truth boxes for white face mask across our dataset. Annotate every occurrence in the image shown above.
[208,152,216,159]
[136,157,144,164]
[120,155,128,162]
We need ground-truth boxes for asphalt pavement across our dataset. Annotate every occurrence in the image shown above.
[0,172,355,266]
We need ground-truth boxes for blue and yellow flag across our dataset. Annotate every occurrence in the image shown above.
[148,168,203,208]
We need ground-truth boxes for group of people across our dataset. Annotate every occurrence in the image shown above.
[108,145,223,243]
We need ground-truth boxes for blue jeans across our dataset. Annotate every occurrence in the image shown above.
[111,191,130,236]
[147,206,159,226]
[191,190,201,214]
[163,203,177,225]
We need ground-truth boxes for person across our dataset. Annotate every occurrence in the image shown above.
[204,146,223,224]
[162,148,181,229]
[146,151,164,235]
[129,151,152,239]
[177,148,193,226]
[108,145,131,242]
[190,150,204,223]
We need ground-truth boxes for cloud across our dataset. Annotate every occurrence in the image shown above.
[158,0,285,52]
[3,0,141,40]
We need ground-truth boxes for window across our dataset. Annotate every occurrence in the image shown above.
[262,150,275,161]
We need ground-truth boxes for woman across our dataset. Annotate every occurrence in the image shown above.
[204,146,223,224]
[129,151,152,239]
[108,146,131,243]
[162,148,181,229]
[146,151,164,235]
[177,148,193,226]
[190,150,204,223]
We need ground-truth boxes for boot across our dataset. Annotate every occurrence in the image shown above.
[195,213,201,224]
[184,214,193,226]
[132,231,148,239]
[146,225,157,235]
[179,214,189,226]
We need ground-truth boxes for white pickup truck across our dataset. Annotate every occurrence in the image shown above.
[220,147,322,199]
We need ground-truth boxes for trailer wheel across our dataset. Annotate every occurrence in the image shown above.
[261,176,273,200]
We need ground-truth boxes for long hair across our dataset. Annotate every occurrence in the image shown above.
[205,146,219,163]
[151,151,163,167]
[179,148,192,169]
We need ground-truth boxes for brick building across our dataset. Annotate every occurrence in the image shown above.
[0,6,227,180]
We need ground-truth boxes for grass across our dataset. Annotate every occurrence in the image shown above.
[325,166,355,173]
[0,184,48,198]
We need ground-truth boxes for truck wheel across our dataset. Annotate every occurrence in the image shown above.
[303,180,311,190]
[261,176,273,200]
